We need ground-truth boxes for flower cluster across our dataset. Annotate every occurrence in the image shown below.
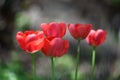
[68,23,106,46]
[41,22,69,57]
[16,22,106,54]
[16,22,69,57]
[16,22,106,80]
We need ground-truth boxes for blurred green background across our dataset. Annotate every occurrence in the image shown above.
[0,0,120,80]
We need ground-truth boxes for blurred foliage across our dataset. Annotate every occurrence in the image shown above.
[0,61,32,80]
[55,54,74,70]
[0,51,46,80]
[54,54,87,80]
[71,71,87,80]
[15,12,31,31]
[1,50,119,80]
[0,51,32,80]
[111,0,120,4]
[110,60,120,80]
[55,54,74,79]
[0,52,87,80]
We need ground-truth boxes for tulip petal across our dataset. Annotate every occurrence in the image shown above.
[94,29,106,46]
[60,40,69,57]
[25,34,37,43]
[42,39,51,56]
[50,38,63,57]
[41,23,48,36]
[68,24,78,39]
[26,38,44,53]
[24,30,35,36]
[59,22,66,37]
[16,31,25,50]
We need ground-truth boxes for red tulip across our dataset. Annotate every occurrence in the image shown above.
[41,22,66,39]
[86,29,106,46]
[16,30,44,53]
[41,38,69,57]
[68,24,92,40]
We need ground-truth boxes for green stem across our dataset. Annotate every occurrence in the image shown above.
[91,47,96,80]
[75,40,80,80]
[31,54,36,80]
[51,57,55,80]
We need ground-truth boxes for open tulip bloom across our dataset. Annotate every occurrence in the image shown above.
[86,29,106,80]
[41,38,69,57]
[68,23,92,80]
[16,30,45,80]
[16,30,44,53]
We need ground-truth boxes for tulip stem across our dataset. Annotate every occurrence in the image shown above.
[31,54,36,80]
[91,47,96,80]
[75,40,81,80]
[51,57,55,80]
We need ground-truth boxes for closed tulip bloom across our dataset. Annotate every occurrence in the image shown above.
[41,22,66,39]
[86,29,106,46]
[16,30,44,53]
[42,38,69,57]
[68,24,92,40]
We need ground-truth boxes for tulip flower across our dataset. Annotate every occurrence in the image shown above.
[16,30,44,53]
[86,29,106,46]
[16,30,45,80]
[41,22,66,39]
[68,23,92,80]
[86,29,106,80]
[68,24,92,40]
[42,38,69,57]
[42,37,69,80]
